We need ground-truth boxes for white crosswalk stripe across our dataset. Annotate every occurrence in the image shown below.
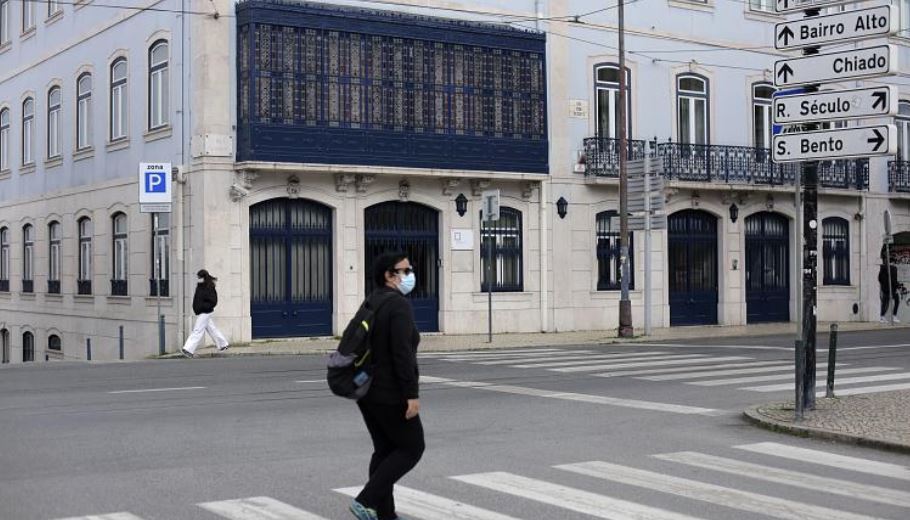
[640,363,813,381]
[654,451,910,508]
[743,371,910,393]
[552,356,751,373]
[736,442,910,481]
[689,366,896,386]
[826,381,910,396]
[513,353,710,369]
[556,461,883,520]
[477,351,669,366]
[452,471,703,520]
[197,496,329,520]
[431,349,565,360]
[53,514,145,520]
[335,486,522,520]
[593,360,788,378]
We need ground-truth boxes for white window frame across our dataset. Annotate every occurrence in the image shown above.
[594,64,631,140]
[22,0,35,32]
[22,98,34,165]
[0,108,9,170]
[112,213,128,281]
[47,0,61,18]
[48,221,60,282]
[152,212,169,281]
[0,0,10,44]
[110,59,128,141]
[47,87,61,159]
[78,218,92,282]
[897,101,910,161]
[752,83,774,150]
[149,41,169,130]
[77,73,93,150]
[677,75,709,145]
[0,227,9,283]
[23,224,33,282]
[749,0,774,12]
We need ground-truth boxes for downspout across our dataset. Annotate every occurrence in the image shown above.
[176,0,190,344]
[537,0,550,332]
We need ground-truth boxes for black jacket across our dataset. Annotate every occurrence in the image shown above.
[363,287,420,405]
[192,283,218,315]
[879,264,899,292]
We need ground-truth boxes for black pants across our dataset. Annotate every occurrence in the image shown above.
[356,400,425,520]
[880,290,900,317]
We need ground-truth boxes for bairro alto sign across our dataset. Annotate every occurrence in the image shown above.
[772,124,896,163]
[775,6,896,51]
[772,85,897,125]
[774,44,896,87]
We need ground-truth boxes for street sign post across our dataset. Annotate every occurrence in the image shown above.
[774,5,896,51]
[138,162,172,355]
[776,0,857,15]
[773,85,897,125]
[774,44,896,88]
[481,189,500,344]
[772,124,896,162]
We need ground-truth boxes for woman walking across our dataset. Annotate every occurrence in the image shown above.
[181,269,229,357]
[349,252,424,520]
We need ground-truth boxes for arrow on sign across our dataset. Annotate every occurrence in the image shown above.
[777,26,794,47]
[868,128,885,151]
[776,63,794,84]
[872,91,887,110]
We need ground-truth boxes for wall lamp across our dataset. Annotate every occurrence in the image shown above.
[455,193,468,217]
[556,197,568,219]
[729,203,739,223]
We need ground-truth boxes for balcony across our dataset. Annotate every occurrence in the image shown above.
[77,280,92,295]
[0,280,8,292]
[582,138,868,190]
[149,279,169,297]
[47,280,60,294]
[22,280,33,293]
[889,161,910,192]
[111,279,128,296]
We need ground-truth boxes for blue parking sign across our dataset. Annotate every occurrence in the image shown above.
[138,162,172,212]
[145,171,166,193]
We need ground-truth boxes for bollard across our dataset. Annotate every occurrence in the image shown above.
[158,315,166,356]
[119,326,124,360]
[795,339,805,421]
[826,323,838,398]
[86,338,92,361]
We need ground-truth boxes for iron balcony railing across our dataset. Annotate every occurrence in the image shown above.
[583,138,868,190]
[22,279,33,293]
[111,279,128,296]
[888,161,910,192]
[47,280,60,294]
[149,279,169,297]
[77,280,92,296]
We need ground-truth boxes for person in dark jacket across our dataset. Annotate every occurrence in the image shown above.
[181,269,229,357]
[879,255,901,323]
[349,252,423,520]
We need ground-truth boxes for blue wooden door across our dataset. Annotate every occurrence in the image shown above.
[365,202,439,332]
[250,199,333,338]
[669,210,718,326]
[746,212,790,323]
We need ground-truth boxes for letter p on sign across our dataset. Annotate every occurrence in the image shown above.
[145,171,166,193]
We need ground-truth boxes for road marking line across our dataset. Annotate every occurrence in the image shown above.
[452,471,702,520]
[735,442,910,481]
[335,486,521,520]
[744,372,910,392]
[198,496,329,520]
[478,351,668,366]
[655,451,910,508]
[840,343,910,351]
[557,461,881,520]
[514,353,708,369]
[437,349,572,361]
[553,356,750,373]
[418,376,720,415]
[295,380,325,384]
[689,366,892,386]
[828,381,910,396]
[613,342,789,351]
[639,363,797,380]
[54,514,145,520]
[593,360,789,378]
[108,386,206,394]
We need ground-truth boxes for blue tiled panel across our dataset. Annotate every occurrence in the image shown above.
[236,0,549,173]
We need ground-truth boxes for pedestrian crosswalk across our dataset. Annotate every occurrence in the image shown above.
[54,442,909,520]
[430,347,910,398]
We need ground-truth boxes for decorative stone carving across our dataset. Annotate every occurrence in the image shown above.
[521,182,536,199]
[229,184,248,202]
[287,175,301,199]
[398,180,411,201]
[441,178,461,196]
[765,194,775,211]
[335,173,356,192]
[230,170,258,202]
[691,191,701,208]
[356,174,375,193]
[470,179,491,196]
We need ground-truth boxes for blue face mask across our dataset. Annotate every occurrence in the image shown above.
[398,272,416,295]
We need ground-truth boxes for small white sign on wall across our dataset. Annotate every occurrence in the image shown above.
[451,229,474,250]
[569,99,589,118]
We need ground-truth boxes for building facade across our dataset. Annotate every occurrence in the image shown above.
[3,0,910,363]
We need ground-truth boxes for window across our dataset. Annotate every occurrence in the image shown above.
[47,87,61,159]
[22,0,35,32]
[480,207,523,292]
[1,328,8,364]
[22,331,33,362]
[0,108,8,170]
[48,334,61,352]
[48,221,60,293]
[78,217,92,295]
[0,227,8,292]
[896,101,910,161]
[150,212,169,296]
[110,58,128,141]
[77,73,92,150]
[752,83,774,150]
[750,0,774,12]
[149,41,169,129]
[0,0,9,44]
[677,74,709,145]
[111,212,128,295]
[47,0,61,17]
[22,224,33,293]
[595,64,631,139]
[596,211,635,291]
[22,97,34,165]
[822,217,850,286]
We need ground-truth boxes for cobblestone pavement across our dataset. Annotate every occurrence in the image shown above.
[744,390,910,453]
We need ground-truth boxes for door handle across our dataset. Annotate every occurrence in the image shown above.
[292,311,298,317]
[282,312,288,318]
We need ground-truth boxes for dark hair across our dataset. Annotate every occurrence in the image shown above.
[372,251,408,288]
[197,269,217,286]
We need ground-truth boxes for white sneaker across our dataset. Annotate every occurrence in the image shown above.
[893,318,901,324]
[181,347,195,358]
[880,316,888,323]
[217,345,230,352]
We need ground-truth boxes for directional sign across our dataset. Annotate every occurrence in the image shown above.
[775,6,896,51]
[773,85,897,125]
[481,189,500,222]
[776,0,854,15]
[774,44,896,88]
[772,124,896,163]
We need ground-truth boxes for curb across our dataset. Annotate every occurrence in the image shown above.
[742,405,910,455]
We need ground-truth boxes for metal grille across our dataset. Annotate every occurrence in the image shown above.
[596,210,634,291]
[481,207,523,292]
[583,138,646,177]
[745,212,789,323]
[22,332,33,362]
[668,210,718,326]
[889,161,910,192]
[111,279,128,296]
[822,217,850,286]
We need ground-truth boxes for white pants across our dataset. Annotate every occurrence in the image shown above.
[182,313,229,354]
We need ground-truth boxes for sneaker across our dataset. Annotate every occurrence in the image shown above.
[216,344,230,352]
[893,317,901,324]
[349,500,378,520]
[880,316,888,323]
[181,348,195,358]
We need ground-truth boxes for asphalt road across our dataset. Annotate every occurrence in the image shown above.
[1,329,909,520]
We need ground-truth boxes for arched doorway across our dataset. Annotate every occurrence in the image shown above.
[669,210,718,325]
[249,198,333,338]
[746,212,790,323]
[365,202,439,332]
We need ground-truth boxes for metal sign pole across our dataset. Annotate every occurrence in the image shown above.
[487,215,494,344]
[155,212,164,356]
